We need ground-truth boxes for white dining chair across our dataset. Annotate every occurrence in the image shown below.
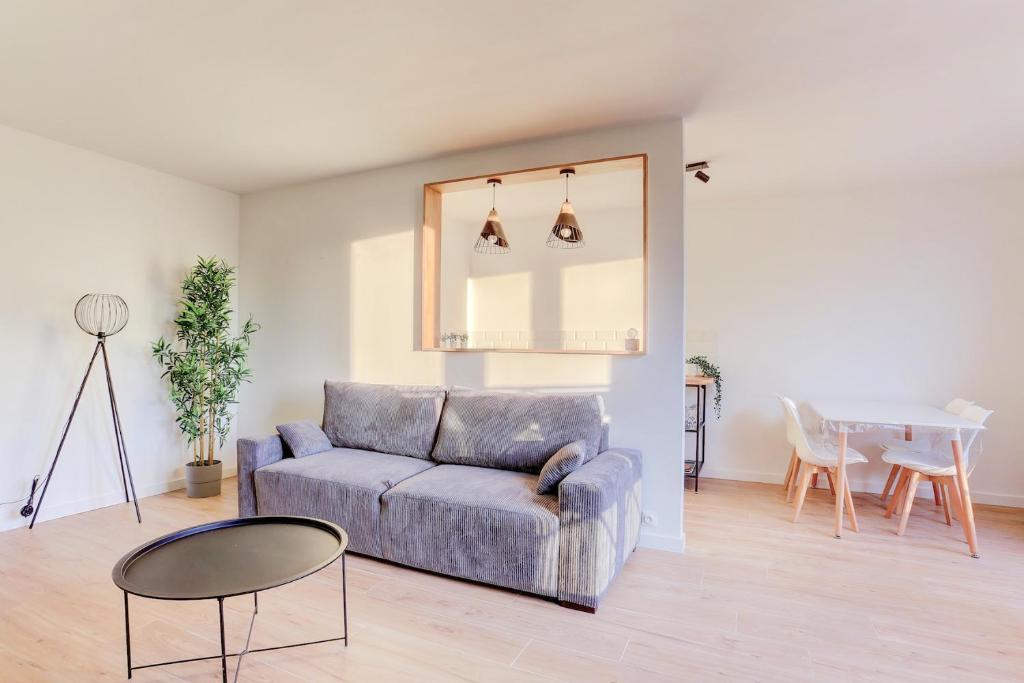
[882,404,993,536]
[780,397,801,495]
[778,395,831,500]
[879,398,975,503]
[776,395,867,529]
[782,397,831,499]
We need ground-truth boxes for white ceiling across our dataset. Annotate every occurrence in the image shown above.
[2,1,1022,194]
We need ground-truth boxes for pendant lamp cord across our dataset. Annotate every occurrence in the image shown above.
[492,181,496,210]
[564,173,569,201]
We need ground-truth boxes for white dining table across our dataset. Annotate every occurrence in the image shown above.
[807,400,985,557]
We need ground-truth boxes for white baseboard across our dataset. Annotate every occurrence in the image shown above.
[639,530,685,553]
[699,467,784,485]
[698,467,1024,508]
[969,491,1024,507]
[0,467,237,533]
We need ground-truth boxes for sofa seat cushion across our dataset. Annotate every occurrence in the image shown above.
[380,465,560,597]
[322,381,446,459]
[430,388,604,473]
[254,447,435,556]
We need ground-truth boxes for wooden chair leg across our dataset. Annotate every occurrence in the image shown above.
[940,483,952,526]
[880,464,900,503]
[825,470,836,496]
[885,469,910,519]
[783,449,798,489]
[897,471,921,536]
[792,465,814,523]
[896,471,916,517]
[950,439,980,557]
[946,475,964,523]
[787,458,800,502]
[843,477,859,533]
[932,481,942,506]
[811,473,819,490]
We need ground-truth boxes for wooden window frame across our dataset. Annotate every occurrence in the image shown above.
[421,153,648,355]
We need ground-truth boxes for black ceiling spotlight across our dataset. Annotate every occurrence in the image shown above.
[686,161,710,183]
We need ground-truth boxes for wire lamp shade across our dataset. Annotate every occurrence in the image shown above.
[547,169,585,249]
[547,201,585,249]
[75,294,129,337]
[474,178,510,254]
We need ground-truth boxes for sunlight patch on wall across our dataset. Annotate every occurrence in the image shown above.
[561,257,644,352]
[467,271,532,349]
[350,230,443,384]
[483,352,612,390]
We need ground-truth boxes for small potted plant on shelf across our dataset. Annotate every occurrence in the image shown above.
[441,332,469,349]
[153,257,259,498]
[686,354,723,419]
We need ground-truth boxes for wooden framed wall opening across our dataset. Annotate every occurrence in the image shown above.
[421,153,648,355]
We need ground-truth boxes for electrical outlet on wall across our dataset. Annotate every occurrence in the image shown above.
[641,511,658,527]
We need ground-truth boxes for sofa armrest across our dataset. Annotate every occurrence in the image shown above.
[236,434,285,517]
[557,448,642,610]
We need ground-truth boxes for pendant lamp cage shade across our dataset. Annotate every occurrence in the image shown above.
[547,169,585,249]
[474,178,510,254]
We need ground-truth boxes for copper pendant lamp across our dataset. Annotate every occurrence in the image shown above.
[547,168,584,249]
[474,178,510,254]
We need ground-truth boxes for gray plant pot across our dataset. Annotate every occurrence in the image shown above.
[185,460,222,498]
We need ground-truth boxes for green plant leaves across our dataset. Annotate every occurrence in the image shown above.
[686,354,723,419]
[152,256,258,462]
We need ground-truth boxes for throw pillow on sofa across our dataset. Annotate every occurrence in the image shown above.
[536,440,587,494]
[276,421,333,458]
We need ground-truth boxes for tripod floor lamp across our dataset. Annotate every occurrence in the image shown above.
[29,294,141,529]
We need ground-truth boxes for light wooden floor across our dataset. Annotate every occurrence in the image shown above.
[1,478,1022,682]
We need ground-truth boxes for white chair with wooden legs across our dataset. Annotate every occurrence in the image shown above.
[778,395,836,502]
[882,404,992,536]
[879,398,975,503]
[779,394,801,499]
[776,396,867,529]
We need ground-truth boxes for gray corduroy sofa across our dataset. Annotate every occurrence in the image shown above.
[237,381,642,611]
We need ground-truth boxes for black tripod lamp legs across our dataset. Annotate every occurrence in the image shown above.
[29,342,101,529]
[30,339,142,529]
[101,340,141,523]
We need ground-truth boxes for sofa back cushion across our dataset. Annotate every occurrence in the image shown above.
[322,381,446,460]
[431,388,603,472]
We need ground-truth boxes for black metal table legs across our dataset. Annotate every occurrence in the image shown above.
[342,553,348,647]
[218,597,227,682]
[685,384,708,492]
[31,337,141,529]
[122,554,349,680]
[124,591,132,679]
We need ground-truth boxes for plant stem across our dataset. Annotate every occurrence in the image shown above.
[208,404,215,466]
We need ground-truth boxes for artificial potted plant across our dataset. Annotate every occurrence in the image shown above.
[153,257,259,498]
[686,354,723,419]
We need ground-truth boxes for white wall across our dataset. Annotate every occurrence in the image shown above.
[0,124,239,530]
[686,173,1024,506]
[240,120,687,550]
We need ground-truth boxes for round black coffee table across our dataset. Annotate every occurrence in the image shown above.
[112,516,348,682]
